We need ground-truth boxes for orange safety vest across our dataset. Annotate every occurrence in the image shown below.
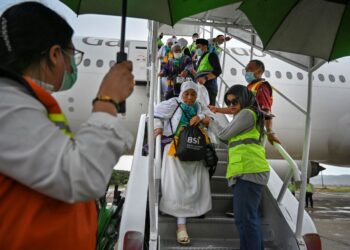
[0,75,97,250]
[247,80,273,104]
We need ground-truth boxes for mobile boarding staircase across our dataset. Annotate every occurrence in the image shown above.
[117,23,321,250]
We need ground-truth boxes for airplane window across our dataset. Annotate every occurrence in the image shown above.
[83,58,91,67]
[68,97,74,103]
[68,107,74,112]
[109,60,116,68]
[339,75,346,83]
[318,74,325,81]
[96,59,103,68]
[297,72,304,80]
[286,72,292,79]
[275,71,282,79]
[230,68,237,76]
[264,70,270,78]
[329,74,335,82]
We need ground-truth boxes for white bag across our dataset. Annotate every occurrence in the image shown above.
[197,84,210,106]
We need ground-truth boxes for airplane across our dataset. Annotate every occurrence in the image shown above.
[55,35,350,168]
[52,35,350,249]
[1,0,346,248]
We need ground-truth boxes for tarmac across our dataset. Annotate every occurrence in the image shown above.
[302,192,350,250]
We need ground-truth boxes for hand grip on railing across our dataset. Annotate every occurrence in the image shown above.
[154,135,162,180]
[273,142,301,182]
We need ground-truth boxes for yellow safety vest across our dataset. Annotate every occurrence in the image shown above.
[227,109,270,179]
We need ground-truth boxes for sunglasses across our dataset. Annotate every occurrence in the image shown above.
[226,98,239,106]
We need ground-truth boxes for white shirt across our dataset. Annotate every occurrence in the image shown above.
[154,97,213,136]
[0,77,133,203]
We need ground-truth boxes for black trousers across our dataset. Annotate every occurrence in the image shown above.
[208,92,217,106]
[305,192,313,208]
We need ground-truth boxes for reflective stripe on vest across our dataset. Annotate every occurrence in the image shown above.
[226,109,269,179]
[197,52,214,73]
[24,77,74,138]
[229,138,260,148]
[48,113,73,137]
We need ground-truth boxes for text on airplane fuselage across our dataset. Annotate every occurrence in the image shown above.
[80,37,268,58]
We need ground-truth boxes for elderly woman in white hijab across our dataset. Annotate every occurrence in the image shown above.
[154,81,213,245]
[177,38,191,58]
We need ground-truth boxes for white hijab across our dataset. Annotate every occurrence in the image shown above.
[178,81,198,104]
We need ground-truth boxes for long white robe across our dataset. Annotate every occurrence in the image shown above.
[154,97,212,217]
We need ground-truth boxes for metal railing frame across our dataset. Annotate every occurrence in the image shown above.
[147,20,159,250]
[146,22,321,248]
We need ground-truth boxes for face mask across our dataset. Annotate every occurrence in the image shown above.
[244,71,256,83]
[173,52,182,59]
[59,55,78,91]
[196,48,203,57]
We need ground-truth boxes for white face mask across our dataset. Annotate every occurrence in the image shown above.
[173,52,182,59]
[196,48,203,57]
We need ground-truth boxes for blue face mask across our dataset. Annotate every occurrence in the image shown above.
[59,55,78,91]
[244,71,256,83]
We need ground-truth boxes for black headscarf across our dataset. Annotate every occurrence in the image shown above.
[224,84,265,140]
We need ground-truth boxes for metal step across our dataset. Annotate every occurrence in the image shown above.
[208,193,233,216]
[159,238,276,250]
[212,161,227,177]
[215,148,228,162]
[210,176,231,194]
[159,238,240,250]
[159,215,237,239]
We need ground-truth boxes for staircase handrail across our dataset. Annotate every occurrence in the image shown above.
[273,142,301,203]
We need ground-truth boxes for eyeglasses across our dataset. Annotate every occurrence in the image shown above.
[226,98,239,106]
[65,47,85,66]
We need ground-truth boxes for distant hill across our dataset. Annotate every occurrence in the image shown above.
[311,175,350,186]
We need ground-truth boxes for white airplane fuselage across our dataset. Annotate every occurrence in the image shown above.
[54,36,350,167]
